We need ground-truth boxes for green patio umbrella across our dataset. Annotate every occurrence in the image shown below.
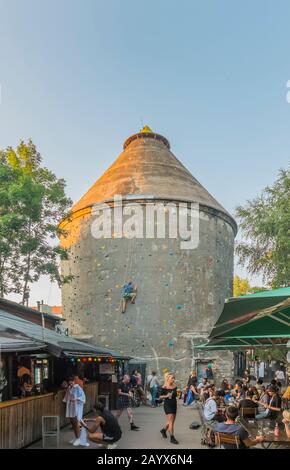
[195,337,288,350]
[209,287,290,340]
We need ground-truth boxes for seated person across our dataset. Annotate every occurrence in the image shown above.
[20,374,34,397]
[203,388,224,423]
[282,410,290,439]
[214,406,264,449]
[231,381,243,400]
[121,280,137,313]
[255,385,281,421]
[238,390,258,415]
[256,378,264,393]
[80,402,122,448]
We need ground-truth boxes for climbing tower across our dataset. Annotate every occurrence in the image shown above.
[60,128,237,381]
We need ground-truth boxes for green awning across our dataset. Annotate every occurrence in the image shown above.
[195,337,288,350]
[210,287,290,340]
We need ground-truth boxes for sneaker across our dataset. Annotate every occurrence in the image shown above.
[73,438,81,446]
[80,442,90,447]
[170,436,179,445]
[69,438,76,444]
[107,443,118,449]
[130,423,139,430]
[160,428,167,439]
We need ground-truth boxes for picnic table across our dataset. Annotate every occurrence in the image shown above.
[239,418,290,449]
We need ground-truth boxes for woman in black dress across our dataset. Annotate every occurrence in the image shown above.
[159,373,179,444]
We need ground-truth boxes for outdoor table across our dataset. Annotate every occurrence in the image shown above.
[239,418,290,449]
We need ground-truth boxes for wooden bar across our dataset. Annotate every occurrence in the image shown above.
[0,382,99,449]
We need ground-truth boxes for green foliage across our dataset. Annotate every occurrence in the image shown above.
[0,140,72,301]
[253,347,287,365]
[236,168,290,288]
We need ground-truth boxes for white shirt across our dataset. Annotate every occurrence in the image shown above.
[276,370,285,380]
[203,397,217,421]
[147,375,159,387]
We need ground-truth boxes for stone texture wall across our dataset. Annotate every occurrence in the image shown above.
[61,202,235,384]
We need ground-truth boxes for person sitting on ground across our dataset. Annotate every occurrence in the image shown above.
[80,402,122,449]
[203,388,225,423]
[238,390,258,415]
[214,406,265,449]
[254,385,281,421]
[121,280,137,313]
[282,410,290,439]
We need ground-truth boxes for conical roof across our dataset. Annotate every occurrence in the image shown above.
[72,128,236,231]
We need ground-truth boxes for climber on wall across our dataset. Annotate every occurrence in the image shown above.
[121,280,137,313]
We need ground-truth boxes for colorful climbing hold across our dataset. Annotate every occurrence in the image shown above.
[176,304,183,310]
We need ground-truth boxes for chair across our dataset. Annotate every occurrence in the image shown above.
[42,415,60,448]
[239,407,257,419]
[196,402,215,447]
[215,432,241,449]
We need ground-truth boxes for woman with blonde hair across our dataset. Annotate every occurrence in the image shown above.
[282,385,290,411]
[159,373,179,444]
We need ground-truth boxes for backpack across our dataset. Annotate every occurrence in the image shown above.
[189,421,201,430]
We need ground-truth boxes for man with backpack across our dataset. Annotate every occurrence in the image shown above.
[146,370,160,407]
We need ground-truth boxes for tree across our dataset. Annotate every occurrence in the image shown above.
[233,275,266,297]
[0,140,72,302]
[233,275,251,297]
[235,168,290,288]
[253,347,287,367]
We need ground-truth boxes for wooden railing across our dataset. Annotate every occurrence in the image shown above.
[0,382,98,449]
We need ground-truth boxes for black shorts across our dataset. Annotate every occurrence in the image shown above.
[103,433,122,443]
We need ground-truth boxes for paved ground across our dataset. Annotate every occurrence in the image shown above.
[29,402,204,449]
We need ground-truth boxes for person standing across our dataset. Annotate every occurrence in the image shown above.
[275,367,286,388]
[184,370,197,406]
[63,376,86,446]
[205,363,214,384]
[147,370,160,407]
[159,373,179,444]
[116,374,139,430]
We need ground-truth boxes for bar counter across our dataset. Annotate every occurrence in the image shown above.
[0,382,99,449]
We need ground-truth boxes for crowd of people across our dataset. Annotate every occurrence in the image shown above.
[180,367,290,448]
[62,367,290,449]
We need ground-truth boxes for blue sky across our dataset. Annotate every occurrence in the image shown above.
[0,0,290,304]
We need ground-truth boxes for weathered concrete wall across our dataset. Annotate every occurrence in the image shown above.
[61,202,235,384]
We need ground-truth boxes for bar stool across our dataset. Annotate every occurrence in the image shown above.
[42,415,60,448]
